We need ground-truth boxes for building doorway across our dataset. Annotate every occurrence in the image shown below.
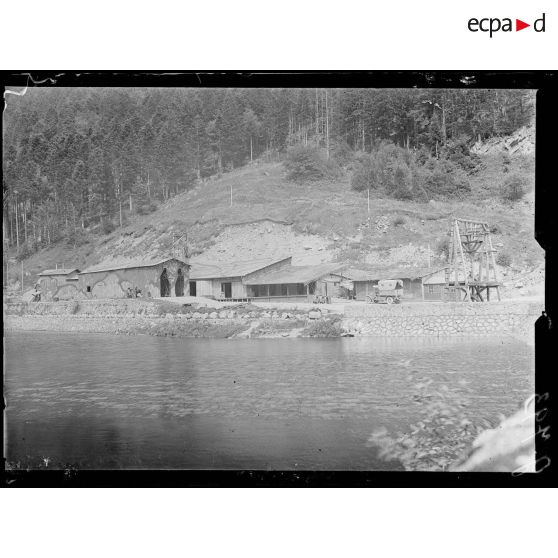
[160,268,170,297]
[221,282,232,299]
[189,281,196,297]
[175,268,185,296]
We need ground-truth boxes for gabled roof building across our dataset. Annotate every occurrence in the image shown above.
[189,257,347,302]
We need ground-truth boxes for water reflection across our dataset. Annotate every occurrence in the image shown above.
[5,333,534,470]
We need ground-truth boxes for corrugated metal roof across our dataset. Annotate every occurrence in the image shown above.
[80,257,189,275]
[39,268,80,276]
[244,263,345,286]
[190,257,291,280]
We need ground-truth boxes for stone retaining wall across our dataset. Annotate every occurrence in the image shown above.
[4,299,542,339]
[343,301,541,338]
[4,299,332,322]
[5,298,165,317]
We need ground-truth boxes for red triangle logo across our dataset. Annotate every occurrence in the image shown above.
[516,19,530,31]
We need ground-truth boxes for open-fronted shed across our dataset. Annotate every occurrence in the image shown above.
[189,256,293,300]
[244,262,346,302]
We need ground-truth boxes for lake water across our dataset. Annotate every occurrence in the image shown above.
[4,332,534,470]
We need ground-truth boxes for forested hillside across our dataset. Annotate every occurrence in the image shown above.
[3,86,541,299]
[3,87,534,260]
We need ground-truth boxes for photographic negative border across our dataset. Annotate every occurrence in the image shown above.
[2,70,556,487]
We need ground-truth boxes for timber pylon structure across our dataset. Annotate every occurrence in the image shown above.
[444,218,501,302]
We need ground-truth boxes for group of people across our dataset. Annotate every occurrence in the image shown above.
[126,286,142,298]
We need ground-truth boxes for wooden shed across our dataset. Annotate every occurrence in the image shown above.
[189,257,293,300]
[244,262,346,302]
[343,266,450,301]
[422,267,467,301]
[78,257,190,299]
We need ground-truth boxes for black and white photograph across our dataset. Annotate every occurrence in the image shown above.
[2,80,546,480]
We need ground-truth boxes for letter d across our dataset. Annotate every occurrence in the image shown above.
[534,13,545,32]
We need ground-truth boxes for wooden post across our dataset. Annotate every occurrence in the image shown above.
[452,224,459,301]
[428,243,431,268]
[21,261,24,294]
[14,194,19,251]
[486,230,501,301]
[456,221,469,301]
[446,226,454,302]
[421,280,425,301]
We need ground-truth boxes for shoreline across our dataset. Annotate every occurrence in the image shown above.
[4,298,540,342]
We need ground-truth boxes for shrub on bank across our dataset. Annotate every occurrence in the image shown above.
[302,316,343,337]
[368,370,490,471]
[500,173,527,202]
[496,252,512,267]
[134,319,249,338]
[251,318,307,336]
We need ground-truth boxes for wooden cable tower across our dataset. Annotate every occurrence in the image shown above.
[171,233,189,261]
[444,218,501,302]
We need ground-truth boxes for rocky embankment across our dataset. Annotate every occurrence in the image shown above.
[4,298,541,341]
[4,299,342,339]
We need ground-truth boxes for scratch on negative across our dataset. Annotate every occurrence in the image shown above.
[3,82,28,112]
[4,72,64,112]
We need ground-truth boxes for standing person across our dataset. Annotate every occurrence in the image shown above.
[175,268,184,297]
